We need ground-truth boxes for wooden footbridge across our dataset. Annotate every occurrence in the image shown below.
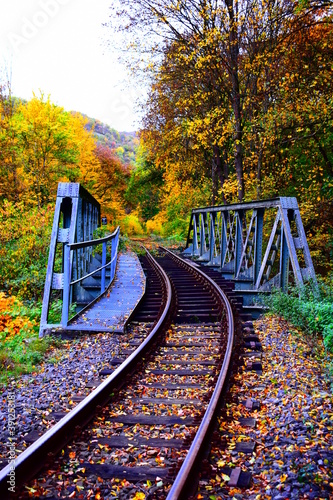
[39,183,317,336]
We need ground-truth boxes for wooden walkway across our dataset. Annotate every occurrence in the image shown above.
[68,252,145,333]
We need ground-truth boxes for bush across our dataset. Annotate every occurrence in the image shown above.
[0,201,53,300]
[0,292,65,383]
[146,217,163,236]
[121,214,144,236]
[264,278,333,352]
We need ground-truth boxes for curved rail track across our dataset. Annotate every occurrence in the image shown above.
[1,248,237,499]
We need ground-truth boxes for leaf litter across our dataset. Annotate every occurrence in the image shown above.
[196,315,333,499]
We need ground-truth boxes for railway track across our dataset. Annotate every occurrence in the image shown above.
[1,248,238,499]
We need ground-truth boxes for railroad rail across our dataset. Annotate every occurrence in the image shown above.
[0,248,170,497]
[1,248,238,499]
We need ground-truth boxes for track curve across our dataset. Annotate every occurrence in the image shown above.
[160,248,234,500]
[2,247,236,499]
[0,249,172,498]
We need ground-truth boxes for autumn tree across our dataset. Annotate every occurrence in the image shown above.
[89,144,129,223]
[125,141,165,221]
[110,0,332,201]
[0,93,100,208]
[0,79,24,202]
[256,20,333,269]
[10,94,78,207]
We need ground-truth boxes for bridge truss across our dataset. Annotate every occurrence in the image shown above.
[184,197,317,298]
[40,183,119,337]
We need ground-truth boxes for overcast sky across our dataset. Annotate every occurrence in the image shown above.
[0,0,141,131]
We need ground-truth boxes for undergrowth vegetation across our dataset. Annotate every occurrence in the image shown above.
[0,293,65,384]
[0,201,53,301]
[264,278,333,353]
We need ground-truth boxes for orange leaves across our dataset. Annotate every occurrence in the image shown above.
[0,292,36,341]
[0,291,16,312]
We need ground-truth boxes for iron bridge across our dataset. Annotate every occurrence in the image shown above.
[39,183,120,337]
[40,187,317,334]
[183,197,317,307]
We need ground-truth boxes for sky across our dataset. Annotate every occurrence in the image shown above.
[0,0,141,131]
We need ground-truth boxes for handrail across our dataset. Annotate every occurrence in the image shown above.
[61,226,120,327]
[69,255,117,286]
[69,227,120,286]
[68,226,119,250]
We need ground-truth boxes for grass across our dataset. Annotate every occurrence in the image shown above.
[127,233,186,257]
[263,277,333,352]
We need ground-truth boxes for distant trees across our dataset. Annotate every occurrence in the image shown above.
[84,116,139,165]
[0,91,133,218]
[125,143,164,221]
[92,144,130,221]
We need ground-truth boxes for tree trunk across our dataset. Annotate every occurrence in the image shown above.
[312,132,333,174]
[256,141,263,199]
[211,157,217,205]
[226,0,244,201]
[213,145,227,205]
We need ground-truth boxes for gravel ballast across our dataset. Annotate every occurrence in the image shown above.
[0,328,147,472]
[197,316,333,499]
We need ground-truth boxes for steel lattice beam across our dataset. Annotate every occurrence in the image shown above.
[183,197,317,294]
[39,183,120,337]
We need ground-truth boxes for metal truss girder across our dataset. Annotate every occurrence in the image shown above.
[184,197,317,294]
[236,210,256,279]
[208,212,216,265]
[40,183,101,337]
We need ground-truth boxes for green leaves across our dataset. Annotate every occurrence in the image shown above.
[264,281,333,353]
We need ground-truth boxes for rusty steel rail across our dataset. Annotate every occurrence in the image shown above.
[162,247,235,500]
[0,248,172,497]
[1,247,236,499]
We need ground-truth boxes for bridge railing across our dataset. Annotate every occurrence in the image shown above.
[61,226,120,327]
[40,183,121,337]
[183,197,317,297]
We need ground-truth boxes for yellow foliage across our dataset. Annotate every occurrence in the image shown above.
[219,174,240,203]
[0,92,100,208]
[121,213,144,236]
[146,216,164,235]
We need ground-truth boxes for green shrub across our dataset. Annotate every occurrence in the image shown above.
[264,278,333,352]
[0,201,54,300]
[121,214,144,236]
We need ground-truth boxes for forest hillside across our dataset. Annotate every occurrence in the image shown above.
[1,0,333,379]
